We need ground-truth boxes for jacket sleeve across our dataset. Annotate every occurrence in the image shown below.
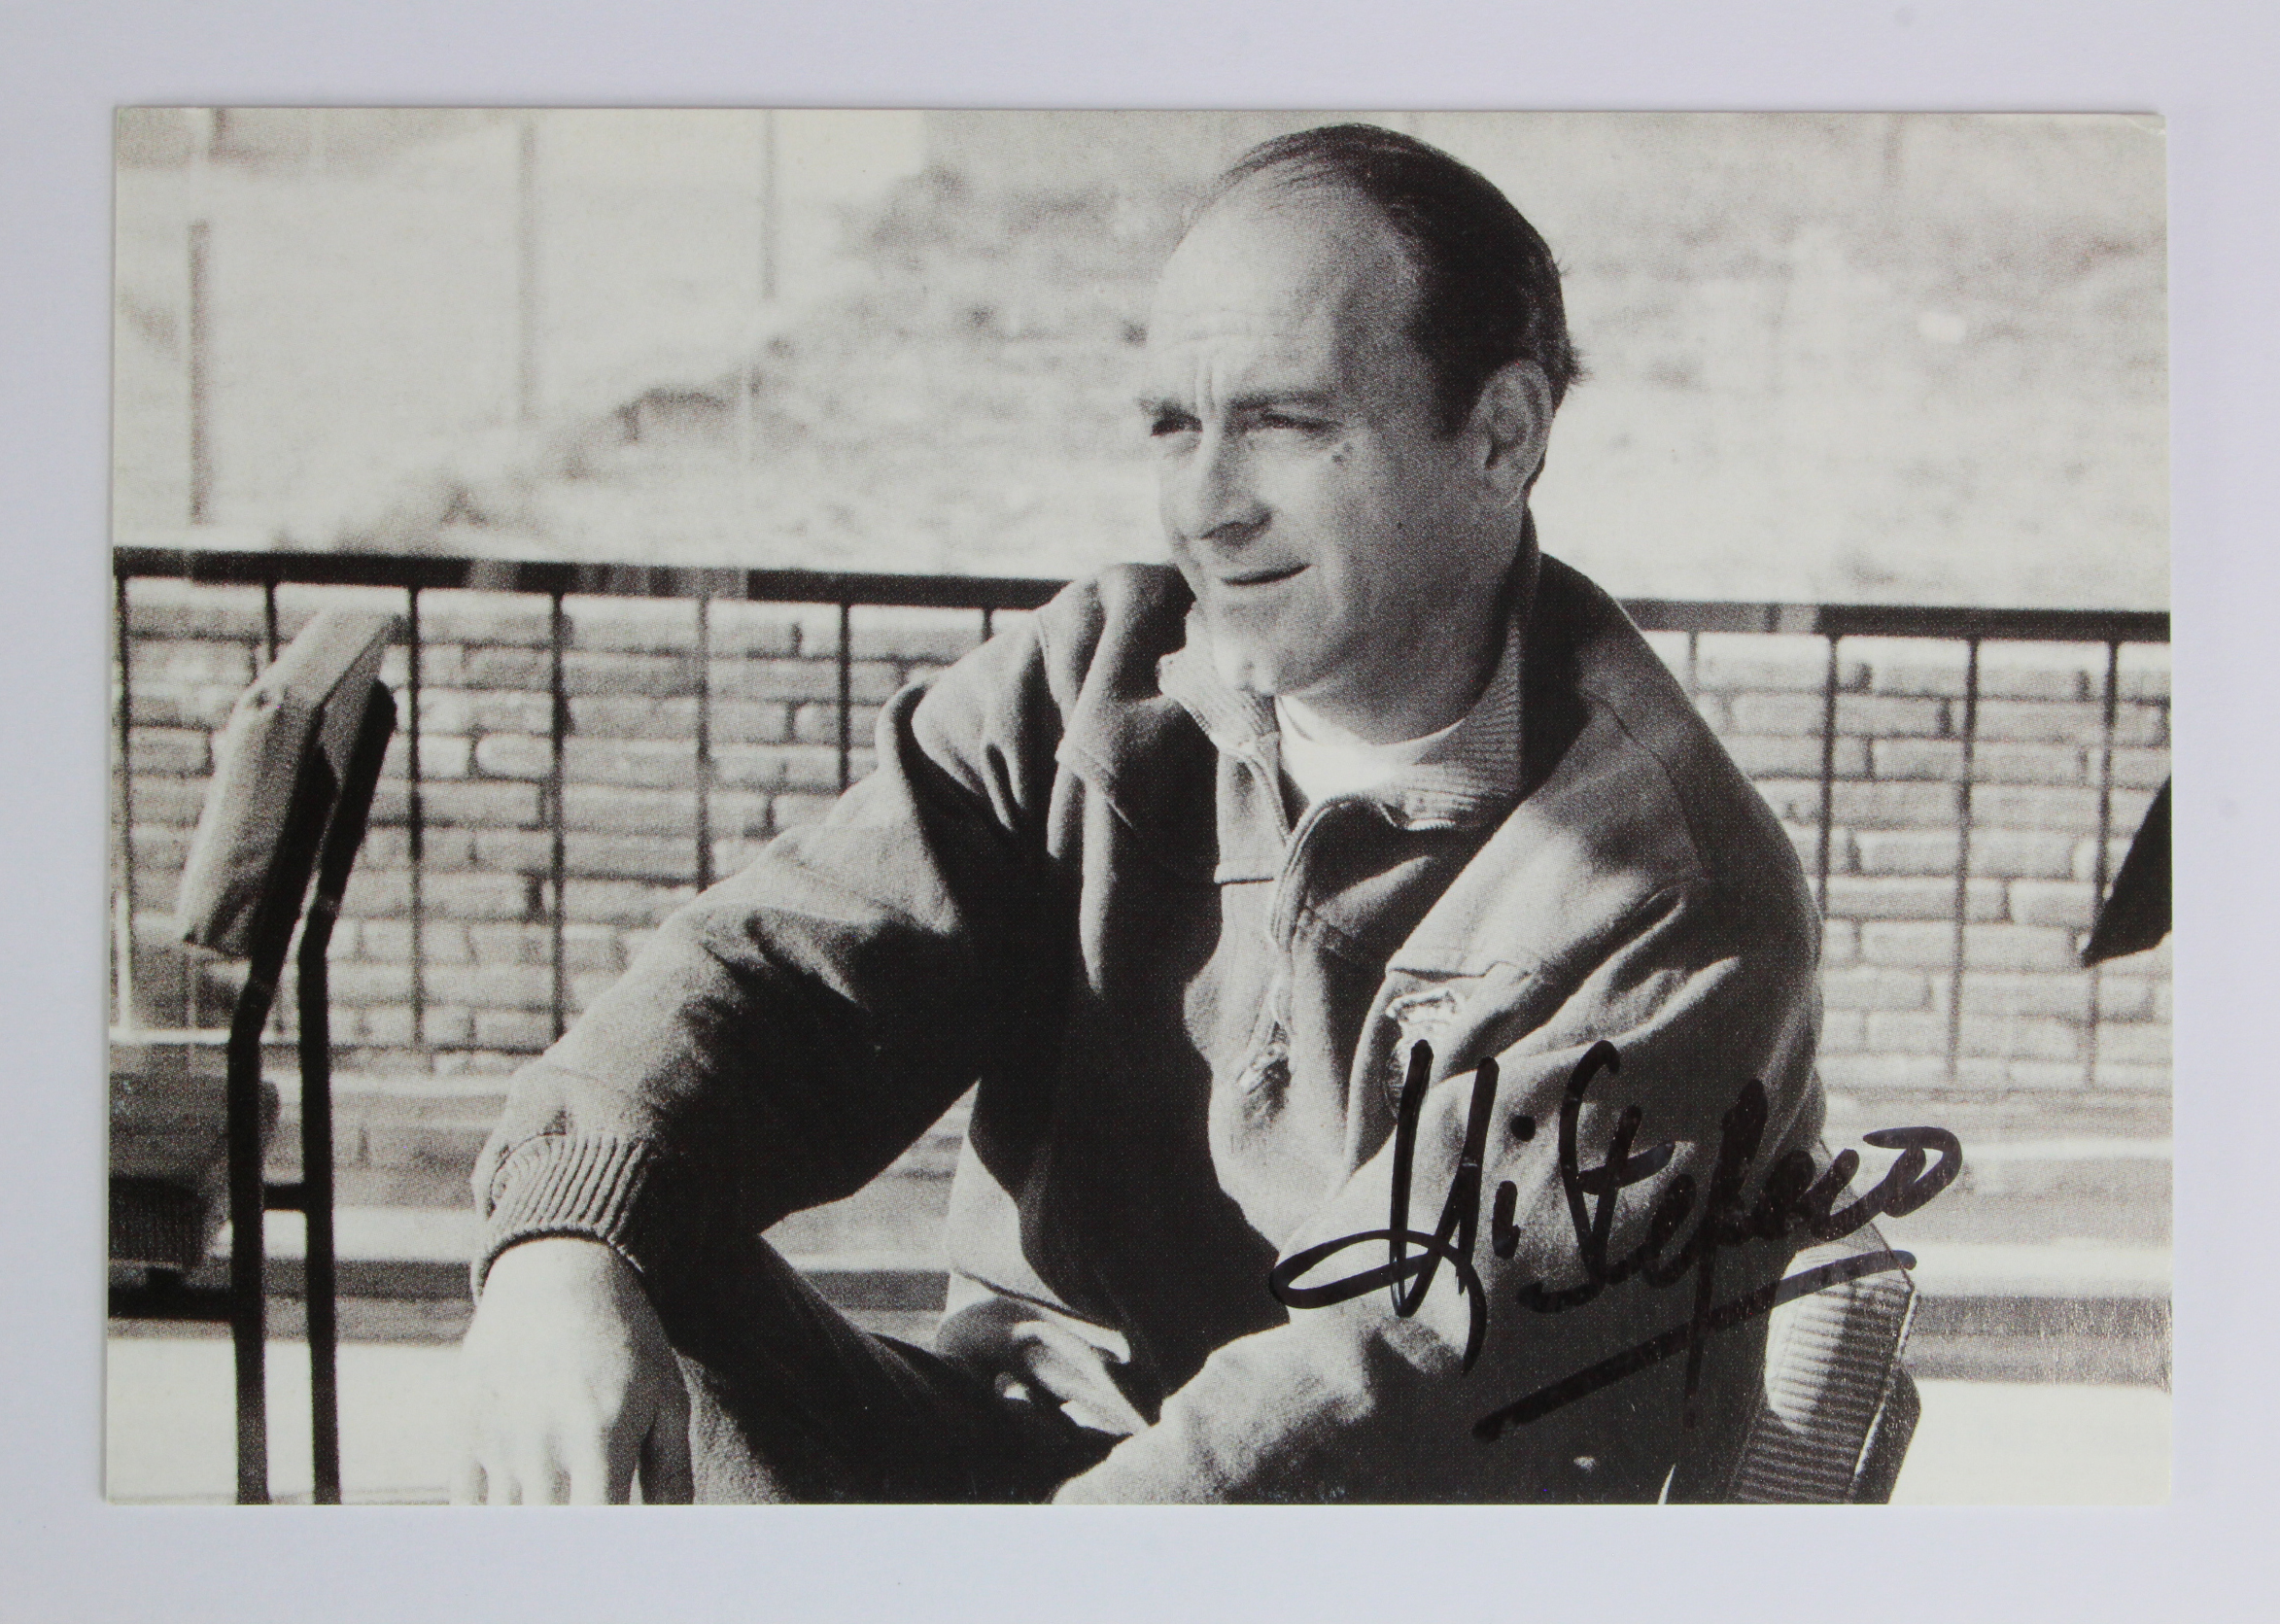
[1053,878,1824,1503]
[469,611,1074,1301]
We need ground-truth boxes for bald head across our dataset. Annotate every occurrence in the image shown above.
[1186,123,1579,435]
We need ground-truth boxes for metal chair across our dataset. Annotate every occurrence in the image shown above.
[2085,777,2169,966]
[109,609,398,1504]
[1723,1225,1919,1503]
[1663,1217,1920,1503]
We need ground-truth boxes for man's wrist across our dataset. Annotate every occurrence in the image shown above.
[474,1130,665,1293]
[481,1233,637,1288]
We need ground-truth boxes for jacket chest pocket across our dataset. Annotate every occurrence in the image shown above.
[1379,984,1464,1110]
[1369,960,1551,1108]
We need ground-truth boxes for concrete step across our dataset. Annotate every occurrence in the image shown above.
[211,1209,2175,1298]
[281,1088,2173,1259]
[1895,1239,2170,1387]
[116,1203,2174,1390]
[148,1102,2176,1391]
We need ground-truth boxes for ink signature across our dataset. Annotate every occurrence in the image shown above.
[1265,1040,1960,1440]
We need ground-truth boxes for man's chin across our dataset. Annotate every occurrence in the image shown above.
[1210,642,1299,701]
[1198,607,1337,700]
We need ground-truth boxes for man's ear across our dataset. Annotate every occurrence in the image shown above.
[1469,360,1553,503]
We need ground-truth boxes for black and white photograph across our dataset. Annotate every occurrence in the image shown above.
[102,107,2172,1509]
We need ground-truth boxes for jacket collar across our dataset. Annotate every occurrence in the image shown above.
[1157,521,1542,835]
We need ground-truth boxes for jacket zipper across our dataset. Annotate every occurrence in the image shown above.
[1231,795,1343,1109]
[1268,793,1347,950]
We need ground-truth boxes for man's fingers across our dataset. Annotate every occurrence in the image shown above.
[566,1428,614,1506]
[510,1439,569,1505]
[596,1395,643,1504]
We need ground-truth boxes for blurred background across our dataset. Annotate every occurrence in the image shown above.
[113,108,2166,606]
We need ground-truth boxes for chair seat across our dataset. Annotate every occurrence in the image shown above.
[110,1035,279,1273]
[1723,1225,1917,1503]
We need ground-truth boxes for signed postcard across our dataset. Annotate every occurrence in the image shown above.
[106,109,2169,1506]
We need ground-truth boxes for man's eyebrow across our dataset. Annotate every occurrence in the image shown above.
[1133,390,1339,415]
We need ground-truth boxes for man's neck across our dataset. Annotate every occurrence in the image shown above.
[1281,610,1508,746]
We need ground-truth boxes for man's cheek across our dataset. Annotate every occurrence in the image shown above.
[1157,487,1189,552]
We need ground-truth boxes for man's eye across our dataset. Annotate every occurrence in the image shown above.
[1149,412,1199,439]
[1257,412,1331,434]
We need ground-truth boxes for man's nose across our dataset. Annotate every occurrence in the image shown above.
[1168,426,1268,548]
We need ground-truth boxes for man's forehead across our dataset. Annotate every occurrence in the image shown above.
[1149,188,1416,345]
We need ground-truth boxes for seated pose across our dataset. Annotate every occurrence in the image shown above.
[454,123,1823,1504]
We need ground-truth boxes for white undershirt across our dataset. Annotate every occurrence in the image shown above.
[1274,696,1466,807]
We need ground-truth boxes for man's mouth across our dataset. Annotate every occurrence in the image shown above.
[1217,564,1306,590]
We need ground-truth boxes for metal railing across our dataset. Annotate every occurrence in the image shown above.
[114,546,2169,1083]
[115,546,1063,1052]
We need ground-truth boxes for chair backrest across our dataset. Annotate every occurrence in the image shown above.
[172,610,397,959]
[2084,777,2169,965]
[113,607,397,1277]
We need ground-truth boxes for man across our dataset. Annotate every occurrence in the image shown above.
[455,123,1822,1504]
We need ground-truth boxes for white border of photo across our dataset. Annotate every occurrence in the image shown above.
[10,2,2272,1620]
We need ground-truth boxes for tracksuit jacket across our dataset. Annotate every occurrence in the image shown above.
[473,542,1826,1502]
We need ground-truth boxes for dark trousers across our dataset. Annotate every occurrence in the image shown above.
[661,1237,1116,1503]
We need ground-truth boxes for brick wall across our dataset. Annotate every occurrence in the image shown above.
[113,582,2170,1222]
[1638,629,2171,1102]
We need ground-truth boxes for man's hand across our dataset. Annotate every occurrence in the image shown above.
[453,1236,694,1503]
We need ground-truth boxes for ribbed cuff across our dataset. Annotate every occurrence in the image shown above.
[474,1132,661,1294]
